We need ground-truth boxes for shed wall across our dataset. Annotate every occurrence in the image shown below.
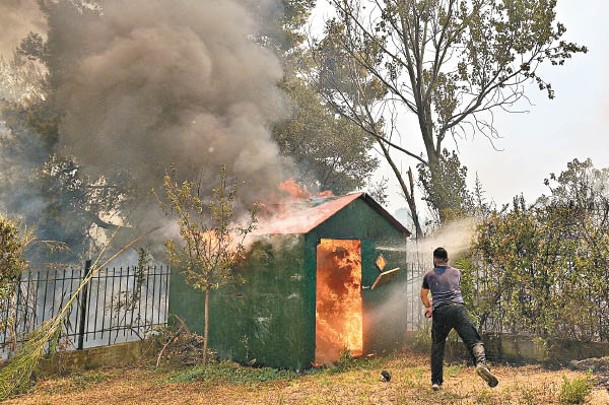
[168,196,410,369]
[168,235,312,369]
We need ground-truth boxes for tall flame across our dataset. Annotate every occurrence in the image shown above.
[315,239,363,364]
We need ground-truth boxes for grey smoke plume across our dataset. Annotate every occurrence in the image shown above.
[53,0,289,213]
[0,0,46,59]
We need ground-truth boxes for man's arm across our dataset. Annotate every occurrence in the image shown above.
[420,287,432,318]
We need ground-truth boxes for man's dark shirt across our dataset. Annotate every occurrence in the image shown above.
[422,265,464,310]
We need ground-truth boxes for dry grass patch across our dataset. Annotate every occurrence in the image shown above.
[4,352,609,404]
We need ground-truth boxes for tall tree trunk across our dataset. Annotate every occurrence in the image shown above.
[406,167,423,239]
[203,288,210,366]
[428,158,450,222]
[377,138,423,238]
[420,104,452,222]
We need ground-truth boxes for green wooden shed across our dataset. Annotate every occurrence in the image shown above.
[168,192,411,370]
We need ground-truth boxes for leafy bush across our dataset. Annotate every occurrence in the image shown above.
[558,373,593,404]
[409,324,432,354]
[0,214,28,301]
[467,160,609,341]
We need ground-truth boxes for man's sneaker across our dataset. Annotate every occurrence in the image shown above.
[432,383,442,391]
[476,364,499,388]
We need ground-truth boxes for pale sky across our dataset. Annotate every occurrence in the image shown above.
[459,1,609,208]
[313,1,608,215]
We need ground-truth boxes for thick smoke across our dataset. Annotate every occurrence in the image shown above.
[0,0,46,59]
[52,0,289,216]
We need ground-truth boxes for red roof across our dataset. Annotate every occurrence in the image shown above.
[255,192,411,236]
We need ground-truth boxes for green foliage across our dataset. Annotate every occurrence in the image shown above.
[409,324,432,355]
[69,371,109,390]
[333,348,357,372]
[418,149,473,224]
[0,214,31,355]
[266,0,381,197]
[467,159,609,342]
[0,214,29,301]
[0,319,62,399]
[320,349,381,375]
[0,214,67,361]
[161,168,257,293]
[256,0,316,56]
[273,77,379,194]
[0,233,144,401]
[0,3,128,259]
[558,373,593,404]
[169,361,299,384]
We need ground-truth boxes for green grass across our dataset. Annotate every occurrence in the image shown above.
[168,361,300,384]
[70,371,109,389]
[168,352,384,385]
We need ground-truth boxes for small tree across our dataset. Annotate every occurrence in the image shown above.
[161,168,257,365]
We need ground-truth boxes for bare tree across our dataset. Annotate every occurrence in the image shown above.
[315,0,587,232]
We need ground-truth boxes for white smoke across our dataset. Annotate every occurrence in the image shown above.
[408,218,477,264]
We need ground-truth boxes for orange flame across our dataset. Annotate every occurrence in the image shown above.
[278,178,335,201]
[315,239,363,364]
[279,178,311,200]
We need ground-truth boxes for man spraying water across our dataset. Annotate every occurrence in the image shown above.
[419,247,498,391]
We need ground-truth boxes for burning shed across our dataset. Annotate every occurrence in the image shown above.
[168,192,411,370]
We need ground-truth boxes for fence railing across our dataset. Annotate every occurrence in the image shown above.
[0,264,170,358]
[403,262,427,332]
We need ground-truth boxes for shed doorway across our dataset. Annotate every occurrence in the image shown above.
[315,239,363,364]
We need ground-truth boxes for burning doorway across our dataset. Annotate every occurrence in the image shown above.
[315,239,363,364]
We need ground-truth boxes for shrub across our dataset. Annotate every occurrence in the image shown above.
[0,214,28,301]
[333,348,357,371]
[558,373,593,404]
[409,324,432,354]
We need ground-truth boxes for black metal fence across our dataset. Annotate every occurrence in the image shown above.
[0,263,170,358]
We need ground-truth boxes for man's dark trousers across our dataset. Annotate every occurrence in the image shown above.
[431,303,482,385]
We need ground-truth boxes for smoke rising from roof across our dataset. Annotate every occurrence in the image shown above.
[52,0,289,212]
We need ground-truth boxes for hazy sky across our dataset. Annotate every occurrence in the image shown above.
[314,1,607,214]
[459,1,609,208]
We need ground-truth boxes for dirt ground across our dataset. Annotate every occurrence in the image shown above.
[6,353,609,404]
